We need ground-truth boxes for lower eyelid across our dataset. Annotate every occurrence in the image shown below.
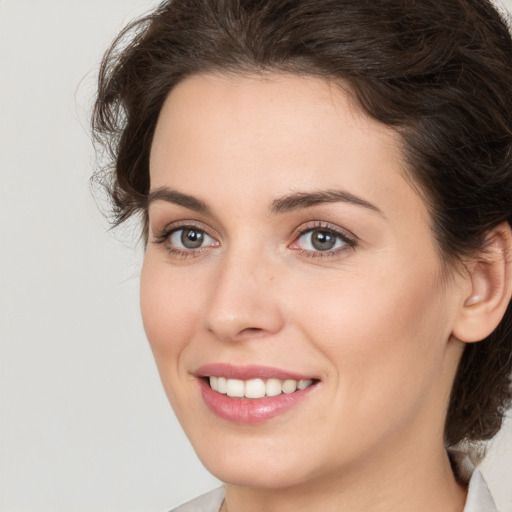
[166,246,208,258]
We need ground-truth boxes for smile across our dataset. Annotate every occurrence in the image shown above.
[196,364,319,423]
[209,376,314,398]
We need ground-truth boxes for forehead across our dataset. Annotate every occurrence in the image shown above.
[151,72,399,155]
[149,72,428,226]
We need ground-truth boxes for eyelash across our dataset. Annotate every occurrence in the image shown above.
[291,221,357,258]
[151,221,357,259]
[152,221,217,259]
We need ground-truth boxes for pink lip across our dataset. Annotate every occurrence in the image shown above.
[196,363,315,381]
[195,364,319,424]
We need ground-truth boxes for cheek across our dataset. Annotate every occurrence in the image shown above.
[139,256,201,367]
[291,262,451,409]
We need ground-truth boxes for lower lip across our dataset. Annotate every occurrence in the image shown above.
[198,379,317,424]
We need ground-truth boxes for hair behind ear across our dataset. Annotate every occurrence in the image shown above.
[446,222,512,446]
[446,298,512,445]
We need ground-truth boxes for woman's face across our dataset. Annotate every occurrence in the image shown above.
[141,73,466,488]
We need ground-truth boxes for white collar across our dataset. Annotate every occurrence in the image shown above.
[449,449,497,512]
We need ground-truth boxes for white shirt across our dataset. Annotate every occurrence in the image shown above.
[170,451,497,512]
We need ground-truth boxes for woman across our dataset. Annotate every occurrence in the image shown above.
[92,0,512,510]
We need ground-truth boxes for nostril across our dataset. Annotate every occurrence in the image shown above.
[238,327,265,337]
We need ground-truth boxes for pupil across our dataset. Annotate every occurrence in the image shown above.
[181,228,204,249]
[312,230,336,251]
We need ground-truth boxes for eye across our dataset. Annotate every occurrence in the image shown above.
[298,229,343,251]
[290,223,356,257]
[152,223,219,258]
[169,227,214,249]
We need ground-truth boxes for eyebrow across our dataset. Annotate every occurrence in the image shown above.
[270,190,385,217]
[147,187,210,213]
[147,186,384,217]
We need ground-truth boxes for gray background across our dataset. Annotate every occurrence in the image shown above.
[1,1,511,510]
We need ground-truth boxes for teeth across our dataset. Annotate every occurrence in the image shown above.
[298,379,311,390]
[208,377,314,398]
[282,379,297,394]
[244,378,266,398]
[266,378,282,397]
[226,379,245,397]
[217,377,227,394]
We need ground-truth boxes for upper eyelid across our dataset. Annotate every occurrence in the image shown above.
[292,221,357,242]
[152,219,220,241]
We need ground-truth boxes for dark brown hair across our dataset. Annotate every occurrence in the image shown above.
[92,0,512,447]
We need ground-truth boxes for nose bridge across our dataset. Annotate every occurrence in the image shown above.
[203,239,284,342]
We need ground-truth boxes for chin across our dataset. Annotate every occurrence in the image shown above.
[202,456,313,489]
[187,427,329,490]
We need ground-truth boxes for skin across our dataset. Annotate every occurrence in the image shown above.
[141,73,472,512]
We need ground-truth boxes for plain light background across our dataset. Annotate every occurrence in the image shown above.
[1,1,511,511]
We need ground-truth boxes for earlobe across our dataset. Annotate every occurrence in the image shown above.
[452,222,512,343]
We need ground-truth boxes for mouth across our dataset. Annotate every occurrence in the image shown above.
[207,376,315,398]
[196,364,320,423]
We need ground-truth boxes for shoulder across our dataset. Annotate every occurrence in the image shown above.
[169,487,225,512]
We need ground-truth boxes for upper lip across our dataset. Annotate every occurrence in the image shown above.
[195,363,317,381]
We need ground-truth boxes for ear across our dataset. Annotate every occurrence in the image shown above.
[452,222,512,343]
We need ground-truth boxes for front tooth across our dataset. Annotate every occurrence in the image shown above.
[282,379,298,394]
[266,378,282,397]
[298,379,313,390]
[245,379,266,398]
[226,378,245,397]
[217,377,227,394]
[209,376,219,391]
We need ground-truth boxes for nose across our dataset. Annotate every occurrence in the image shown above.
[203,250,285,343]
